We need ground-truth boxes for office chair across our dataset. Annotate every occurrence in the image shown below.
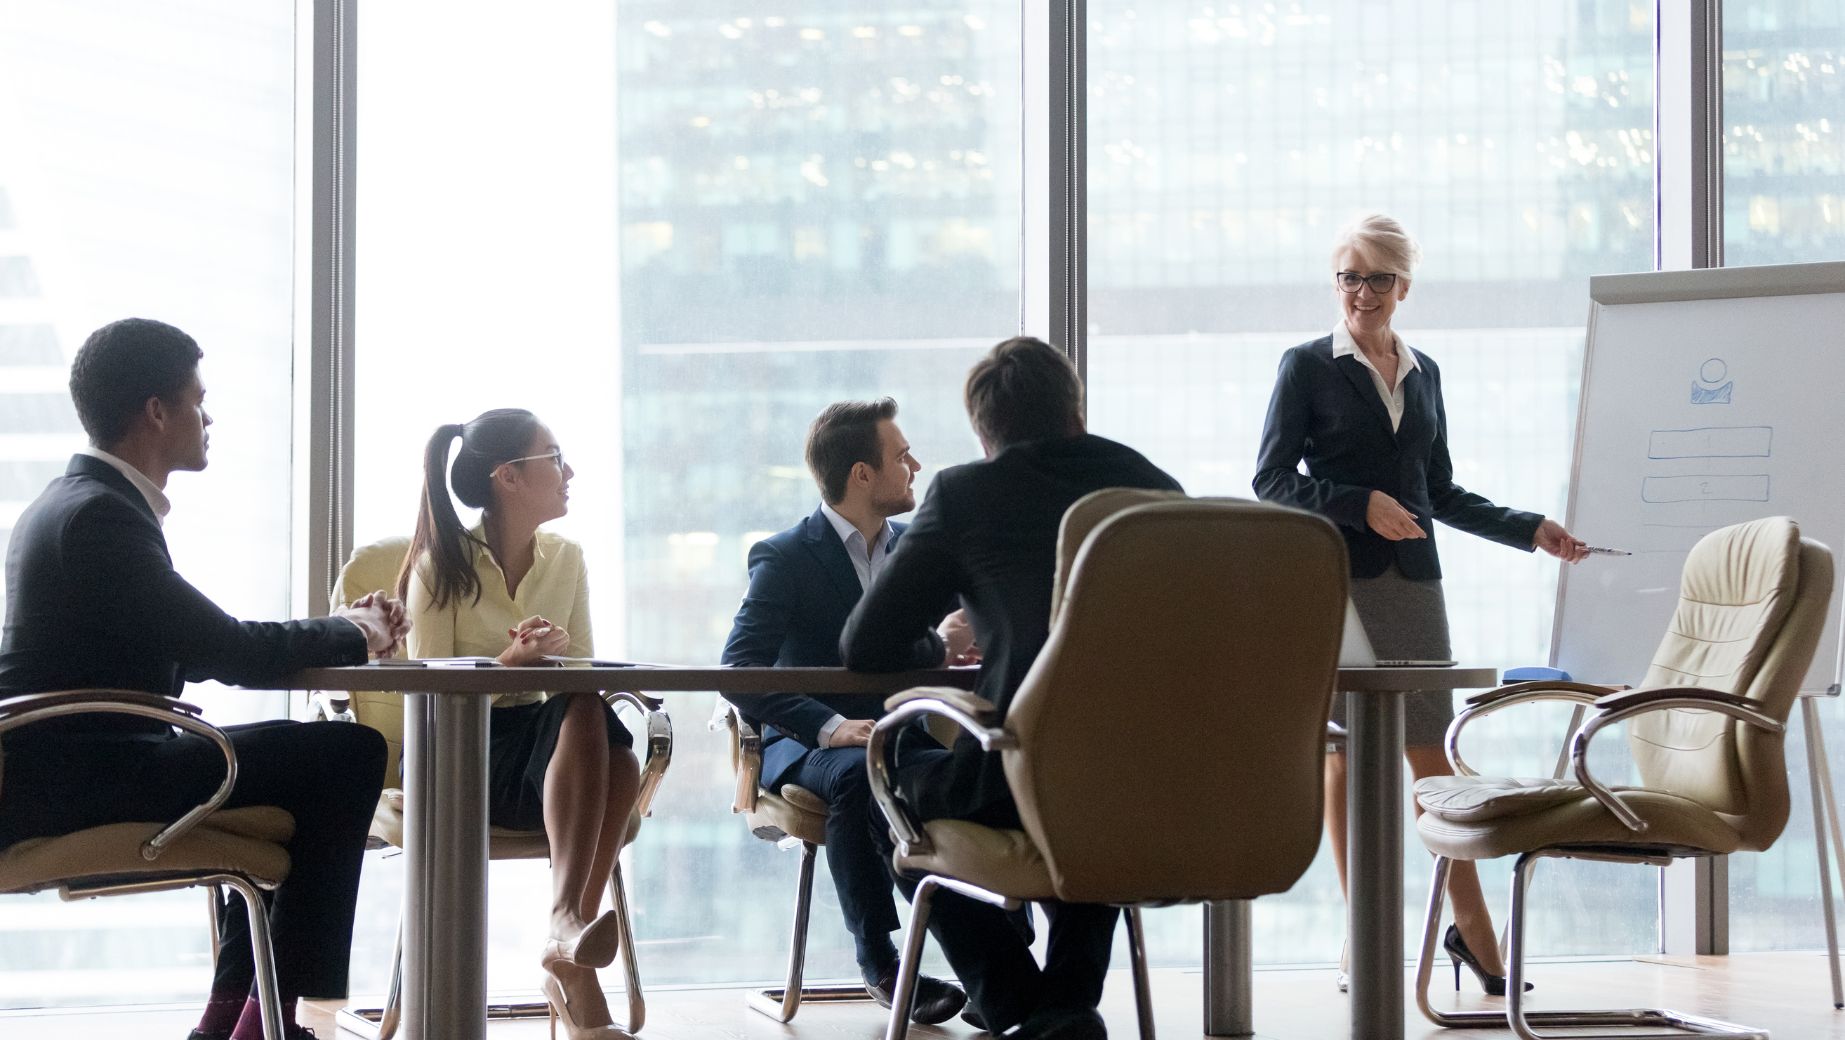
[868,497,1348,1040]
[1412,516,1833,1040]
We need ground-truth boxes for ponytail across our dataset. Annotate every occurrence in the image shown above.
[398,408,542,608]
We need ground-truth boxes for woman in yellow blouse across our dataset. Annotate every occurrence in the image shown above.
[400,408,638,1040]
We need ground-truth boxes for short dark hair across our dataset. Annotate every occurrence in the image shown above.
[805,397,899,504]
[964,336,1084,450]
[68,318,203,447]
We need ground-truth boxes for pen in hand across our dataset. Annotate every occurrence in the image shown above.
[1584,546,1632,556]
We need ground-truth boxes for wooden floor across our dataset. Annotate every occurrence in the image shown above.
[5,954,1844,1039]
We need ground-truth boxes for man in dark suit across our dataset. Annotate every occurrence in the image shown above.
[722,397,971,1022]
[0,318,406,1040]
[843,337,1182,1040]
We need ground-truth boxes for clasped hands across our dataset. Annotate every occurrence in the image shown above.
[339,592,412,657]
[500,615,571,666]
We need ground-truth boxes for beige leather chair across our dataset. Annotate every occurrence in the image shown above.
[1412,516,1834,1040]
[320,537,675,1039]
[712,702,871,1020]
[0,690,296,1040]
[867,496,1349,1040]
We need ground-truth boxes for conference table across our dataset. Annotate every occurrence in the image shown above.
[291,662,1496,1040]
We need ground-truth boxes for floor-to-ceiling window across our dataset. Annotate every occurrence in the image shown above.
[0,0,300,1007]
[1084,0,1659,965]
[348,2,1020,992]
[1721,0,1845,955]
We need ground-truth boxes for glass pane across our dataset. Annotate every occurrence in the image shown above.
[1087,1,1657,965]
[1722,1,1845,266]
[0,0,298,1008]
[352,4,1020,991]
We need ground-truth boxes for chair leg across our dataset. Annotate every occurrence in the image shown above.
[1417,850,1768,1039]
[206,884,225,974]
[608,863,646,1033]
[1123,907,1156,1040]
[336,897,404,1039]
[219,875,286,1040]
[1413,855,1456,1027]
[1805,696,1845,1009]
[747,841,869,1021]
[882,876,940,1040]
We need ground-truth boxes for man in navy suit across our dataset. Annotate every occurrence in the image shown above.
[722,397,972,1023]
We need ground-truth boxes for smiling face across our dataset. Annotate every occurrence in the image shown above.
[495,422,573,524]
[1334,245,1411,340]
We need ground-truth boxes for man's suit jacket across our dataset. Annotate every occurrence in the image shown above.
[721,507,906,790]
[1252,336,1542,579]
[841,434,1182,823]
[0,455,368,736]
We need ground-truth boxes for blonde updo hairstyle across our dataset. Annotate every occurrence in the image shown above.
[1331,213,1421,281]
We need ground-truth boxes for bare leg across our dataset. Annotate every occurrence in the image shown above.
[577,746,641,921]
[544,691,613,941]
[1325,750,1349,898]
[1404,744,1505,977]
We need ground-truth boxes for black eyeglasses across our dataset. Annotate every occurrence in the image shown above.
[1336,271,1399,294]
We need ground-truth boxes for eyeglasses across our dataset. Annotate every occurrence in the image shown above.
[500,449,565,471]
[1335,271,1399,294]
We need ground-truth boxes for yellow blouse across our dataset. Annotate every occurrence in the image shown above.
[405,527,592,707]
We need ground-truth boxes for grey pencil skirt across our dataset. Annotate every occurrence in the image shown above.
[1330,564,1455,749]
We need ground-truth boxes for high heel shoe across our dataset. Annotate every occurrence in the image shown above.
[1443,924,1533,997]
[542,911,622,970]
[541,973,633,1040]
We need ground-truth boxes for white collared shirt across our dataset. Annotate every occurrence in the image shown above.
[1331,321,1421,433]
[815,502,895,747]
[819,502,895,590]
[79,446,171,527]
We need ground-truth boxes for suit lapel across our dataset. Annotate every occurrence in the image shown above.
[1334,353,1396,439]
[802,508,865,607]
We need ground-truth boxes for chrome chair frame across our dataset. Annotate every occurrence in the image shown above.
[1415,683,1782,1040]
[0,690,290,1040]
[333,690,673,1040]
[712,702,872,1022]
[866,694,1159,1040]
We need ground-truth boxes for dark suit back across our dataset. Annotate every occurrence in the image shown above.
[841,434,1181,822]
[0,455,367,734]
[721,508,905,788]
[1252,336,1540,579]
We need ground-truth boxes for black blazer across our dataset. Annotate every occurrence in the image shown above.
[0,455,368,735]
[720,507,907,789]
[841,434,1182,823]
[1252,336,1541,579]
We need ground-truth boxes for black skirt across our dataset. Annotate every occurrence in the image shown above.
[488,695,633,832]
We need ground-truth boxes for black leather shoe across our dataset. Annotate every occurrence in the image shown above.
[867,968,969,1025]
[962,1005,989,1031]
[1014,1007,1106,1040]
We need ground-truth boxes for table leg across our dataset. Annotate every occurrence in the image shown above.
[401,691,491,1040]
[1202,900,1253,1036]
[1347,690,1404,1040]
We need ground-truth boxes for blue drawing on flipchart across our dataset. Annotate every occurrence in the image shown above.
[1691,357,1733,404]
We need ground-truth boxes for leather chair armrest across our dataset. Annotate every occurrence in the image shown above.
[708,703,762,814]
[1570,686,1785,833]
[606,691,673,818]
[1446,681,1615,778]
[867,689,1014,858]
[0,688,235,861]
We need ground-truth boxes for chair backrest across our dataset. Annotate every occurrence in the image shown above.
[1004,497,1347,904]
[1630,516,1834,850]
[331,536,413,785]
[1051,488,1187,623]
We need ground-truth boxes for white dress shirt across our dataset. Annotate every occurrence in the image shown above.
[815,502,896,746]
[79,446,171,527]
[1331,321,1421,433]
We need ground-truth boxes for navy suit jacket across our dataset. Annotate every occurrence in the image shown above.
[841,434,1182,824]
[720,507,907,789]
[0,455,368,736]
[1252,336,1542,579]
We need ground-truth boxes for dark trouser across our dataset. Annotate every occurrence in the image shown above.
[0,718,386,998]
[871,746,1118,1033]
[785,745,901,979]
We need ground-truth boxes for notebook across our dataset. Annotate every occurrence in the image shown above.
[1338,599,1457,668]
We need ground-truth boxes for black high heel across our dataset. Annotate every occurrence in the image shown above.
[1443,924,1533,997]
